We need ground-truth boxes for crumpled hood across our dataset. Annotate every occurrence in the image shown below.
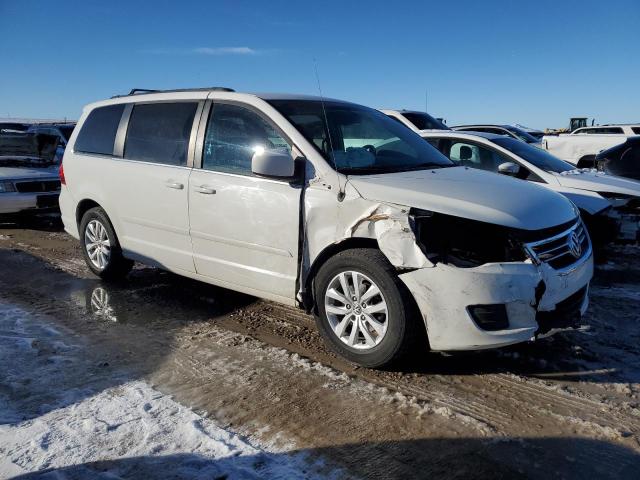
[554,170,640,197]
[348,166,576,231]
[0,166,60,180]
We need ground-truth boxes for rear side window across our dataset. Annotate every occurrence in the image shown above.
[202,103,291,176]
[402,112,448,130]
[125,102,198,166]
[74,104,125,155]
[582,127,624,134]
[632,127,640,135]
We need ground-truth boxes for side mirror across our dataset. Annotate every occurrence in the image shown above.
[251,149,295,179]
[498,161,520,176]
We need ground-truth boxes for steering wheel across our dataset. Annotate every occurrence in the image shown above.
[362,144,376,155]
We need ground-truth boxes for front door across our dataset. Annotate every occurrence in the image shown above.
[188,102,301,302]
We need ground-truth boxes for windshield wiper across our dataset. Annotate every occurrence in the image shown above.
[404,162,453,170]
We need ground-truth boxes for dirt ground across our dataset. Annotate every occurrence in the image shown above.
[1,219,640,479]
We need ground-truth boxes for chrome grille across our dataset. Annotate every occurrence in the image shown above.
[524,220,591,270]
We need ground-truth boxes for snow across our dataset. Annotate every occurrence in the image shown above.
[0,381,328,479]
[0,304,339,479]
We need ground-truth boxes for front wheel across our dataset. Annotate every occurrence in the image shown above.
[314,248,424,368]
[79,207,133,280]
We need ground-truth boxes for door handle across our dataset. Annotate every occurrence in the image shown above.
[194,185,216,194]
[165,181,184,190]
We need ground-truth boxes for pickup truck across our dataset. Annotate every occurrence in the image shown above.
[542,133,632,168]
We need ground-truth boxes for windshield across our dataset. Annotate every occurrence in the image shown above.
[268,100,453,174]
[401,112,450,131]
[504,126,540,144]
[59,125,75,141]
[492,137,574,173]
[0,133,59,167]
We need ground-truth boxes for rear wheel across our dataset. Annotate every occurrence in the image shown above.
[80,207,133,280]
[314,248,424,368]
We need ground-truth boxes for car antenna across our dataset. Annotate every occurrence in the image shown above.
[314,58,345,201]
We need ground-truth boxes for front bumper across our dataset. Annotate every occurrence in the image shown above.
[399,253,593,351]
[0,192,59,215]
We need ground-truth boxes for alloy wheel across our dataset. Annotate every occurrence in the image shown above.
[324,270,388,350]
[84,219,111,270]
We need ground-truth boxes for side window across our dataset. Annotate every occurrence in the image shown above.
[388,115,409,128]
[632,127,640,135]
[74,104,125,155]
[202,103,291,176]
[125,102,198,166]
[583,127,623,134]
[425,138,439,149]
[448,141,507,172]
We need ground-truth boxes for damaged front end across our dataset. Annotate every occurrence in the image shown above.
[401,210,592,350]
[337,203,593,351]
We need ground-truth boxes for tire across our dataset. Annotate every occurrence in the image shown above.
[313,248,425,369]
[79,207,133,280]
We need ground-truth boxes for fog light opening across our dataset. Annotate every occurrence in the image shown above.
[468,304,509,331]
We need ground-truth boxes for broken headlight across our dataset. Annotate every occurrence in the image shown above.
[408,209,527,268]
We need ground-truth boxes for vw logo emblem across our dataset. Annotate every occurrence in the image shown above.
[567,232,582,258]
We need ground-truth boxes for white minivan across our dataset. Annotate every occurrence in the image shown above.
[59,88,594,368]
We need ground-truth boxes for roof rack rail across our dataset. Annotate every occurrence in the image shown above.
[111,87,235,99]
[129,88,159,95]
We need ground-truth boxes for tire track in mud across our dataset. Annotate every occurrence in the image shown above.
[259,302,640,442]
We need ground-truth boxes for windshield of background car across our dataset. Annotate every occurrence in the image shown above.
[59,125,75,141]
[505,126,540,143]
[402,112,450,130]
[0,133,59,166]
[492,137,574,173]
[267,100,454,174]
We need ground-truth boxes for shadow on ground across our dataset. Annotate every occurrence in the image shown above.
[10,436,640,480]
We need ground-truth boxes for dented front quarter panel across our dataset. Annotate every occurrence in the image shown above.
[300,181,431,300]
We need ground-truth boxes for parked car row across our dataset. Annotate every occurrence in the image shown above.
[4,87,636,368]
[0,122,75,219]
[0,132,63,218]
[58,88,597,368]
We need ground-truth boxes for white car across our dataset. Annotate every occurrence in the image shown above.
[542,130,638,168]
[379,109,450,133]
[572,124,640,136]
[422,131,640,242]
[59,88,593,368]
[0,133,61,217]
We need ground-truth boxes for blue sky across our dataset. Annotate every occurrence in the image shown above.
[1,0,638,129]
